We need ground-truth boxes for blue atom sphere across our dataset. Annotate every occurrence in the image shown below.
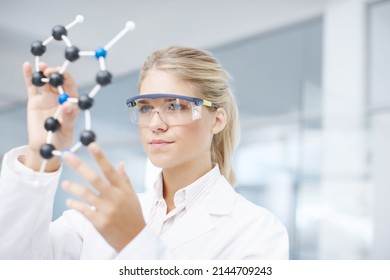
[58,93,70,105]
[95,47,107,59]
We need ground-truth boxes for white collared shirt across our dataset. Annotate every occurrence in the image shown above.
[148,165,221,237]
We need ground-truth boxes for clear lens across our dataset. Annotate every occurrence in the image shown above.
[128,97,203,126]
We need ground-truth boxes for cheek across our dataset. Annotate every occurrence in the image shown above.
[182,120,213,147]
[138,127,149,148]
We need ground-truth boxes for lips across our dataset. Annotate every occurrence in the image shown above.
[150,139,173,144]
[149,139,174,147]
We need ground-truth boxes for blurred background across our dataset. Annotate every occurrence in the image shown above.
[0,0,389,259]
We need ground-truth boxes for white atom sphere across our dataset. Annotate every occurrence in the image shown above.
[126,21,136,30]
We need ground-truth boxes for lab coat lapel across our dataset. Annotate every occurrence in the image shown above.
[162,176,237,249]
[162,201,214,249]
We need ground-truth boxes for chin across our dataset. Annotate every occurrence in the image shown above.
[149,155,187,170]
[149,156,173,169]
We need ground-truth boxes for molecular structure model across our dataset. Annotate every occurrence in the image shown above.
[30,15,135,173]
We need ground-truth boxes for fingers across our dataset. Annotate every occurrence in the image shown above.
[62,152,107,194]
[60,101,79,132]
[65,198,96,221]
[23,61,38,98]
[42,66,61,94]
[23,61,58,99]
[88,143,127,188]
[24,61,78,98]
[62,180,100,206]
[117,161,131,186]
[62,71,78,98]
[41,66,78,97]
[117,161,126,175]
[63,144,134,196]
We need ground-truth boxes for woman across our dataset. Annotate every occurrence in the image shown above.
[0,46,288,259]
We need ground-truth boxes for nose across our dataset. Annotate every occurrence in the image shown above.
[148,110,168,131]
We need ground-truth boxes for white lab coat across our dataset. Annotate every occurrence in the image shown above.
[0,146,289,259]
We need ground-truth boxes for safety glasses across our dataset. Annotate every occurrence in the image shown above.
[126,93,218,126]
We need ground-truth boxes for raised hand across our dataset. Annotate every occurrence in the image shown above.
[61,143,146,252]
[23,61,79,172]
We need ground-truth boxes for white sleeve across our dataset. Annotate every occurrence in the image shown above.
[0,146,84,259]
[115,225,173,259]
[246,215,289,260]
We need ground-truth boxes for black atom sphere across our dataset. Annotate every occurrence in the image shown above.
[78,95,94,110]
[52,25,67,41]
[96,70,112,86]
[44,117,61,132]
[49,72,65,87]
[65,46,80,62]
[31,41,46,56]
[80,130,96,146]
[40,143,56,159]
[31,71,46,87]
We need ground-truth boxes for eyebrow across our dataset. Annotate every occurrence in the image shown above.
[137,98,181,104]
[137,99,150,105]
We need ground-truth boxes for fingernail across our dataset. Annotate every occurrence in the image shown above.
[65,104,74,114]
[118,161,126,174]
[60,149,70,161]
[62,152,70,160]
[89,143,100,155]
[65,198,73,207]
[61,181,69,189]
[62,152,75,164]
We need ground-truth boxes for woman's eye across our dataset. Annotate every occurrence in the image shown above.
[139,105,153,113]
[168,103,187,111]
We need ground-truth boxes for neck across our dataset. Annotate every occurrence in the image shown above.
[162,159,213,206]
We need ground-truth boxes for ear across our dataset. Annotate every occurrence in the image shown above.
[211,108,227,135]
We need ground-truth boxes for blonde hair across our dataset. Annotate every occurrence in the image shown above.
[138,46,240,186]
